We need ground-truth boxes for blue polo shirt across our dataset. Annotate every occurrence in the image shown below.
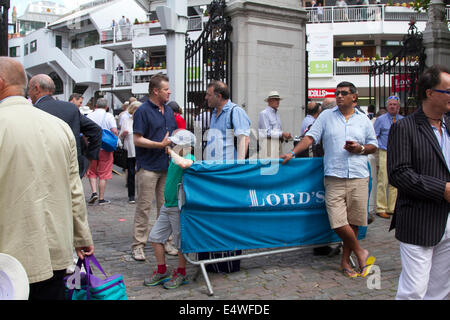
[133,99,177,171]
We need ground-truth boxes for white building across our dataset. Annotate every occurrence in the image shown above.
[8,0,450,113]
[305,2,450,109]
[8,0,211,110]
[15,1,69,36]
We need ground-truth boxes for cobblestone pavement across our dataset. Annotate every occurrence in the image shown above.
[83,168,401,301]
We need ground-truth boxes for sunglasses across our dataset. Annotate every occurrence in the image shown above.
[335,90,351,97]
[388,96,399,100]
[432,89,450,95]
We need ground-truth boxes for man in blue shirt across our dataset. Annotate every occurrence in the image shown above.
[373,96,403,219]
[131,74,177,261]
[204,81,251,161]
[281,81,378,278]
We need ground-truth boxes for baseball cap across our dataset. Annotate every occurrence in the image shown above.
[168,129,196,147]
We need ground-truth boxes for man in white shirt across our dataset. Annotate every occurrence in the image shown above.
[86,98,118,205]
[258,91,292,158]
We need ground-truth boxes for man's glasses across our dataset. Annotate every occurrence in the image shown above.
[335,90,351,97]
[432,89,450,95]
[388,96,399,100]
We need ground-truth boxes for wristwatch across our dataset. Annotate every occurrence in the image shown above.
[359,145,365,155]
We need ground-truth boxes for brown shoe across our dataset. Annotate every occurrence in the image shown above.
[376,212,390,219]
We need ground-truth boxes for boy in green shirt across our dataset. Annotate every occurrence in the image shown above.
[144,129,195,289]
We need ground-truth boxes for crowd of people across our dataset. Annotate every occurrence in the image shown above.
[0,56,448,300]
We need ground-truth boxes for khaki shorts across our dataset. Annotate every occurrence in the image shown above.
[148,204,181,249]
[323,176,369,229]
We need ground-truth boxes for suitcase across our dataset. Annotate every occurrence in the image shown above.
[198,250,242,273]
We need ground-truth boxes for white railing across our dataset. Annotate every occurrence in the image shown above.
[333,58,420,75]
[306,4,449,24]
[188,15,203,31]
[114,69,133,87]
[133,68,167,84]
[100,25,133,44]
[100,16,204,45]
[101,69,133,88]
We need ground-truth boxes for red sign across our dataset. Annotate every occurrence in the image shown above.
[308,88,336,99]
[391,74,417,93]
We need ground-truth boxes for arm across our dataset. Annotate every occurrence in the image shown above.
[232,107,251,158]
[79,115,102,160]
[281,135,314,165]
[387,121,447,202]
[134,132,171,149]
[237,135,250,160]
[67,126,94,259]
[345,118,378,155]
[168,148,194,169]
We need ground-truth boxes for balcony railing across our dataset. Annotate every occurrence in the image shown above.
[333,58,420,75]
[306,4,449,24]
[101,69,133,88]
[100,16,205,45]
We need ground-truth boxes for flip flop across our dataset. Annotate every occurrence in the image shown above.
[342,268,359,278]
[359,256,376,278]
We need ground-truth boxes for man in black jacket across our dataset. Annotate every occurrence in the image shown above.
[387,65,450,300]
[28,74,102,177]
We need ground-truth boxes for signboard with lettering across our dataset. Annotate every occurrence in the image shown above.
[308,88,336,99]
[391,74,417,93]
[180,158,367,253]
[307,32,334,78]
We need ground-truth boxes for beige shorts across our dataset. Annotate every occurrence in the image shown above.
[323,176,369,229]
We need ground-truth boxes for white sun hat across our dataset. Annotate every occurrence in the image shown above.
[169,129,196,147]
[0,253,29,300]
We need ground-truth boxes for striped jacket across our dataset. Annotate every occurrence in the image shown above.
[387,108,450,246]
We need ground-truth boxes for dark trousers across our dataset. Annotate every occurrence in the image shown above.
[29,269,66,300]
[127,157,136,199]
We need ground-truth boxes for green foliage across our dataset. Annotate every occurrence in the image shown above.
[412,0,430,12]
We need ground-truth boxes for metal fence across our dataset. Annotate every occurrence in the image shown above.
[369,28,425,112]
[184,0,232,151]
[306,4,448,24]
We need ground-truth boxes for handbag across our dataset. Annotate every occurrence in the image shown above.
[101,112,118,152]
[113,147,128,169]
[64,255,127,300]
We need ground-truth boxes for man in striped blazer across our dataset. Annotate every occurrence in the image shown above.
[387,65,450,300]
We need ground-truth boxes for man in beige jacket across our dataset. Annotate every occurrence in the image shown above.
[0,57,94,300]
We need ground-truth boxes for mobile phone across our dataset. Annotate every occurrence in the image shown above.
[345,140,355,145]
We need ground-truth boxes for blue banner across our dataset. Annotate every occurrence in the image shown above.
[180,158,367,253]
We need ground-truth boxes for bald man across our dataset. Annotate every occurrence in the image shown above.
[28,74,102,178]
[300,101,322,135]
[322,97,337,110]
[0,57,94,300]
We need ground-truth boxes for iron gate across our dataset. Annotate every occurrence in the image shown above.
[369,25,426,114]
[184,0,232,142]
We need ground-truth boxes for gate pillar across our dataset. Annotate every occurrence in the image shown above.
[226,1,308,154]
[423,0,450,68]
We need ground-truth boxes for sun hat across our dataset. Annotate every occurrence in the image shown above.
[0,253,29,300]
[264,91,283,102]
[80,105,93,115]
[168,129,196,147]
